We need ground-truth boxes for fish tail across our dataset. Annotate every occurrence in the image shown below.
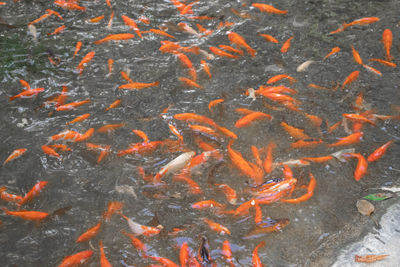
[9,96,17,101]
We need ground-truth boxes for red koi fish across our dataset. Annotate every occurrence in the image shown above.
[341,70,360,89]
[382,29,393,61]
[119,81,160,90]
[227,31,256,57]
[121,15,142,38]
[203,218,231,235]
[2,207,49,221]
[324,46,340,59]
[343,153,368,181]
[94,33,135,45]
[0,187,23,203]
[4,148,27,165]
[18,181,48,206]
[367,140,394,162]
[76,221,102,243]
[77,51,95,75]
[99,240,113,267]
[252,3,288,14]
[9,88,44,101]
[58,250,94,267]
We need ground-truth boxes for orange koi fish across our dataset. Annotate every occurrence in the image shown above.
[86,143,111,163]
[228,31,256,57]
[351,45,363,65]
[119,81,160,90]
[280,121,310,140]
[201,60,212,78]
[188,124,218,137]
[117,141,162,156]
[77,51,95,75]
[258,33,279,43]
[173,172,202,195]
[107,58,114,76]
[179,77,203,88]
[56,99,90,111]
[219,44,243,56]
[74,128,94,142]
[94,33,135,45]
[355,254,389,263]
[28,12,51,26]
[99,240,113,267]
[367,140,394,162]
[179,242,190,267]
[302,155,333,163]
[72,41,82,59]
[54,0,86,11]
[49,130,80,142]
[105,0,111,8]
[362,64,382,76]
[105,99,121,111]
[324,46,340,59]
[168,124,183,142]
[139,16,150,24]
[281,173,316,203]
[97,123,125,133]
[48,144,70,152]
[291,139,323,149]
[48,25,66,36]
[121,15,142,38]
[147,28,175,39]
[46,8,63,20]
[58,250,94,267]
[327,132,363,147]
[251,145,263,168]
[280,36,294,53]
[203,218,231,235]
[267,74,296,84]
[343,153,368,181]
[147,255,179,267]
[263,142,276,173]
[66,113,90,125]
[2,207,49,221]
[208,99,223,112]
[9,87,44,101]
[103,201,124,222]
[344,17,380,28]
[341,70,360,89]
[191,200,225,210]
[174,113,217,126]
[343,113,376,125]
[120,213,162,236]
[368,58,396,68]
[235,112,272,128]
[89,15,104,23]
[4,148,27,165]
[252,3,288,14]
[42,145,60,157]
[382,29,393,61]
[121,231,147,256]
[209,46,238,59]
[0,187,23,203]
[176,52,193,69]
[221,240,235,267]
[215,184,237,205]
[19,79,30,90]
[252,241,265,267]
[76,221,102,243]
[132,129,149,143]
[120,71,134,83]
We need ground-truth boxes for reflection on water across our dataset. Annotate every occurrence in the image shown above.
[0,0,399,266]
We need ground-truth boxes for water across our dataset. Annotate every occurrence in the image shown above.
[0,0,399,266]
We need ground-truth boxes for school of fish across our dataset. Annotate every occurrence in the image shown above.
[1,0,399,266]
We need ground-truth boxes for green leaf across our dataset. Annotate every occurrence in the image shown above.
[363,193,393,201]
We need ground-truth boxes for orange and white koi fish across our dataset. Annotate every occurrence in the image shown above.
[76,221,102,243]
[341,70,360,89]
[107,11,114,29]
[2,207,49,221]
[235,112,272,128]
[209,46,238,59]
[258,33,279,43]
[324,46,340,59]
[203,218,231,235]
[0,187,23,203]
[103,201,124,222]
[121,231,147,256]
[154,151,195,182]
[77,51,95,75]
[99,240,113,267]
[351,45,363,65]
[178,22,201,37]
[280,36,294,53]
[343,153,368,181]
[121,15,142,38]
[105,99,121,111]
[252,241,265,267]
[56,99,90,111]
[94,33,135,45]
[9,87,44,101]
[252,3,288,14]
[362,64,382,76]
[382,29,393,61]
[367,140,394,162]
[42,145,60,157]
[4,148,27,165]
[120,213,162,236]
[119,81,160,90]
[228,31,256,57]
[58,250,93,267]
[344,17,380,28]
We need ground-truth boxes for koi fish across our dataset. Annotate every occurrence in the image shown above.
[209,46,238,59]
[179,77,203,88]
[344,17,380,28]
[228,31,256,57]
[201,60,212,79]
[267,74,296,84]
[191,200,225,210]
[2,207,49,221]
[351,45,363,65]
[48,25,66,36]
[56,99,90,111]
[355,254,389,263]
[107,58,114,76]
[120,213,162,236]
[4,148,27,165]
[19,79,30,90]
[263,142,276,173]
[326,132,363,147]
[280,121,310,140]
[281,173,317,203]
[99,240,113,267]
[66,113,90,125]
[362,64,382,76]
[107,11,114,29]
[147,255,179,267]
[291,139,323,149]
[179,242,189,267]
[103,201,124,222]
[324,46,340,59]
[0,187,23,203]
[382,29,393,61]
[42,145,60,157]
[235,112,272,128]
[342,113,376,125]
[120,71,134,83]
[89,15,104,23]
[74,128,94,142]
[203,218,231,235]
[72,41,82,59]
[77,51,95,75]
[368,58,396,68]
[97,123,125,133]
[341,70,360,89]
[252,3,288,14]
[343,153,368,181]
[94,33,135,45]
[28,12,51,26]
[246,218,290,238]
[147,28,175,39]
[119,81,160,90]
[121,15,142,38]
[215,184,237,205]
[281,36,294,53]
[9,88,44,101]
[76,221,102,243]
[58,250,94,267]
[258,33,279,43]
[221,240,235,267]
[367,140,394,162]
[121,231,147,256]
[252,241,265,267]
[105,99,121,111]
[154,151,196,182]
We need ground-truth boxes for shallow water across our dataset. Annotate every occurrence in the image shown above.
[0,0,399,266]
